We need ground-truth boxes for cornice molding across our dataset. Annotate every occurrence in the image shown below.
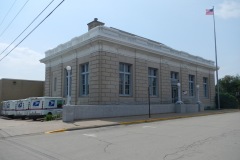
[41,26,215,70]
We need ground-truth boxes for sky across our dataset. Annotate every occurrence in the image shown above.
[0,0,239,81]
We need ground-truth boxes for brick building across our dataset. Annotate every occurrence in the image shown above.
[40,18,216,109]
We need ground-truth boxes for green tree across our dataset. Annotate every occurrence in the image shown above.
[217,75,240,108]
[216,93,239,109]
[219,75,240,95]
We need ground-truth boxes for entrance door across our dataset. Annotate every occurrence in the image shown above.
[171,85,178,103]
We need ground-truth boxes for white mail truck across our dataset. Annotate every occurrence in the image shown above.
[4,100,17,118]
[28,97,64,120]
[15,99,30,119]
[1,101,8,116]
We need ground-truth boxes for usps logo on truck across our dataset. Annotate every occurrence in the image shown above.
[48,100,55,107]
[33,101,40,107]
[6,102,10,108]
[18,103,22,108]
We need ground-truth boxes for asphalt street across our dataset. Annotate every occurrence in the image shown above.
[0,112,240,160]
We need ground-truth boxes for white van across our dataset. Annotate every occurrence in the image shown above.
[5,100,17,118]
[1,101,9,116]
[15,99,29,119]
[28,97,64,120]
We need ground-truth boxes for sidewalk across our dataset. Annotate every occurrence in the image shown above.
[0,109,239,138]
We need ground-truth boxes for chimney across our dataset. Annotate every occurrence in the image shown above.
[87,18,105,31]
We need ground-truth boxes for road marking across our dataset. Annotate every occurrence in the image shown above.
[142,126,157,129]
[83,133,97,137]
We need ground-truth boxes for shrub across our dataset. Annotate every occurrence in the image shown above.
[216,93,239,109]
[44,114,61,121]
[45,114,53,121]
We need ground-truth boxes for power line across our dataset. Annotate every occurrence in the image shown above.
[0,0,17,28]
[0,0,55,56]
[0,0,65,62]
[0,0,30,38]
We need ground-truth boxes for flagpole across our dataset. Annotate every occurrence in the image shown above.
[212,6,220,110]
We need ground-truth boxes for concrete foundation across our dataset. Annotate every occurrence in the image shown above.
[63,105,74,122]
[175,103,199,113]
[63,104,175,122]
[198,103,205,112]
[62,103,204,122]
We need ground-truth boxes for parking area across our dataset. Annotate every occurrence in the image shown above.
[0,116,67,137]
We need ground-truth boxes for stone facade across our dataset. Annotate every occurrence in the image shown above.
[40,19,216,109]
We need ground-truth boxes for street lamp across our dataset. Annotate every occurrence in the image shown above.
[196,84,201,104]
[176,82,183,104]
[66,66,71,105]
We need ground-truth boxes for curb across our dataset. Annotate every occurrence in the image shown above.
[45,123,119,134]
[120,110,240,125]
[45,110,239,133]
[45,129,67,134]
[66,123,120,131]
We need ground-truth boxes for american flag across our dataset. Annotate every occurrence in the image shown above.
[206,8,214,15]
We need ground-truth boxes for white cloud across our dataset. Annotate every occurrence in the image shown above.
[0,43,45,80]
[216,0,240,19]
